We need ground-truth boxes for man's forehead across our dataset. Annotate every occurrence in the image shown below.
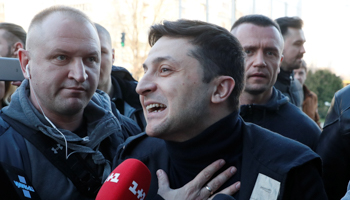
[28,12,99,48]
[148,37,193,58]
[144,36,198,68]
[153,36,192,48]
[284,27,305,41]
[233,23,283,47]
[98,32,112,49]
[234,23,280,36]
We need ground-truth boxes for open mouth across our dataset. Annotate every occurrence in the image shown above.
[146,103,167,113]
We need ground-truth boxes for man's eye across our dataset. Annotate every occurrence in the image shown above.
[57,55,66,61]
[160,68,171,73]
[267,51,274,56]
[244,50,252,54]
[88,57,97,62]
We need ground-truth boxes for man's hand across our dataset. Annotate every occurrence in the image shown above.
[157,159,240,200]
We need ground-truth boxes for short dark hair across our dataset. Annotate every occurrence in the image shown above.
[275,16,303,37]
[231,14,281,33]
[0,23,26,48]
[148,19,245,110]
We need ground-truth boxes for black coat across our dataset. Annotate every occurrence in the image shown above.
[240,87,321,151]
[274,68,304,109]
[115,112,327,200]
[110,66,146,131]
[317,85,350,200]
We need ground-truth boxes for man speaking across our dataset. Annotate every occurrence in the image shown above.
[115,19,327,199]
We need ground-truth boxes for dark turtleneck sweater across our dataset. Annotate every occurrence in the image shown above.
[165,111,243,192]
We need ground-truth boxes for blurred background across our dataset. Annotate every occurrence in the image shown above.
[0,0,347,121]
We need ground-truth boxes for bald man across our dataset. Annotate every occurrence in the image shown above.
[0,6,139,199]
[95,23,146,131]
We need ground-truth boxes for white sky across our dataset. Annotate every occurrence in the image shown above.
[302,0,350,80]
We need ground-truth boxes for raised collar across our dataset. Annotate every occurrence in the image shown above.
[165,111,243,169]
[277,68,293,85]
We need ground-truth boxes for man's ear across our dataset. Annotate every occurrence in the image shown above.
[277,55,283,74]
[12,42,24,58]
[211,76,235,104]
[18,48,30,79]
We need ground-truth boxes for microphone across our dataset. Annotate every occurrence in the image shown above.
[213,194,236,200]
[0,162,41,200]
[96,159,151,200]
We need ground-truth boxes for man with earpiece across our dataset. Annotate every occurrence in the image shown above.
[0,5,140,200]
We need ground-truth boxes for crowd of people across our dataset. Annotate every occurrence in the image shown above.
[0,4,348,200]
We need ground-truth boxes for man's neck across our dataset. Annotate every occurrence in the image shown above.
[42,111,83,132]
[240,88,273,105]
[99,79,114,98]
[280,64,293,73]
[30,96,84,132]
[162,106,234,142]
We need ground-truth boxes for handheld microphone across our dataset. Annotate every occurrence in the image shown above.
[213,194,236,200]
[96,159,151,200]
[0,162,41,200]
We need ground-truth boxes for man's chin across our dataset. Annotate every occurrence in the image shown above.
[292,60,303,69]
[58,100,87,116]
[145,129,162,138]
[60,107,84,116]
[245,86,268,95]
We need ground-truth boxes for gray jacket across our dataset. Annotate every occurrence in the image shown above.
[0,80,138,199]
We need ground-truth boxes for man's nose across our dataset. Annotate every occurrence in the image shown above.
[253,52,267,67]
[68,59,87,83]
[300,45,306,54]
[136,72,157,96]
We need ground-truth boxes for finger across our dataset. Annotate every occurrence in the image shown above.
[189,159,226,190]
[201,166,237,197]
[215,181,240,197]
[157,169,171,197]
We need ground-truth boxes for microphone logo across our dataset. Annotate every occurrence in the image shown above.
[104,173,146,200]
[105,172,120,183]
[96,159,151,200]
[13,175,35,198]
[129,181,146,200]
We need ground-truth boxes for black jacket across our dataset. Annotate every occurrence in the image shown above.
[240,87,321,151]
[115,112,327,200]
[317,85,350,200]
[110,66,146,131]
[274,68,303,109]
